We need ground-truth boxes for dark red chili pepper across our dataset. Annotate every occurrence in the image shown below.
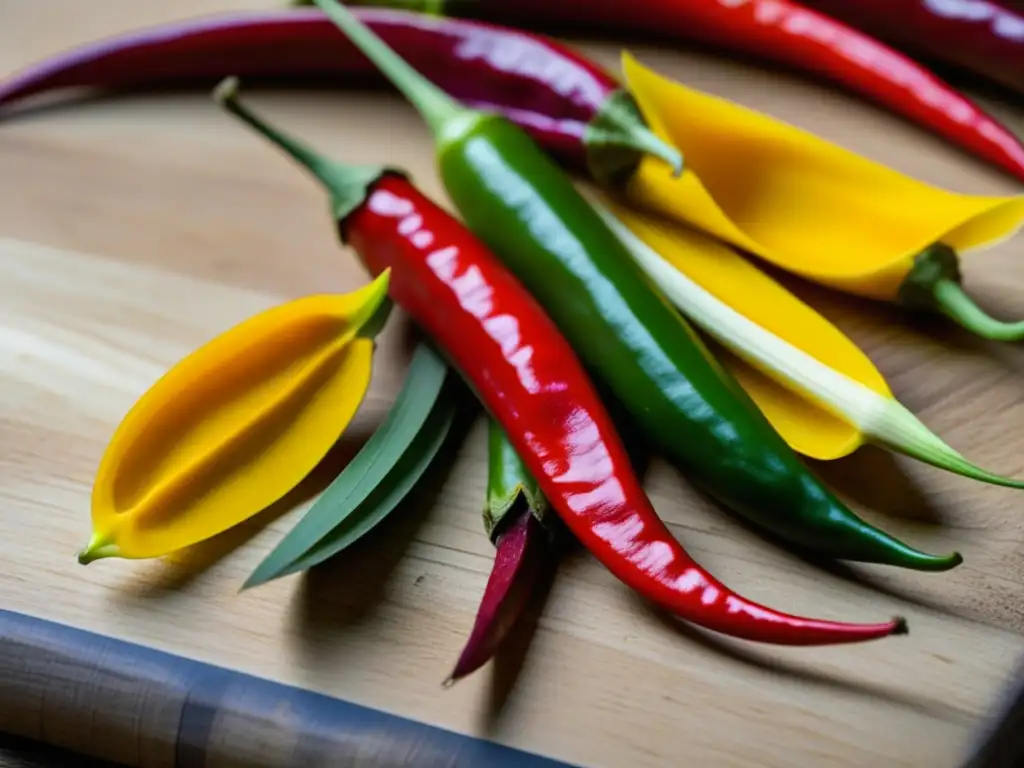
[447,419,551,684]
[215,77,906,646]
[799,0,1024,97]
[448,507,546,683]
[0,6,679,182]
[360,0,1024,182]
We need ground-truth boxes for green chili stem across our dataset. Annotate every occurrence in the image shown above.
[585,89,684,181]
[613,122,682,176]
[309,0,476,142]
[931,277,1024,341]
[213,76,389,222]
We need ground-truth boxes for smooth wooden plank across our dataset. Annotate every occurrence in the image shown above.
[3,3,1024,768]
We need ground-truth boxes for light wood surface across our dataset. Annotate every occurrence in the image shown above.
[4,2,1024,767]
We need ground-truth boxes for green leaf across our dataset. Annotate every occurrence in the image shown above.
[243,340,457,589]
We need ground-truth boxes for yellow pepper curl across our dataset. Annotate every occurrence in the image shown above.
[621,52,1024,341]
[79,271,392,564]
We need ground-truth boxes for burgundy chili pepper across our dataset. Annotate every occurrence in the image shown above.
[801,0,1024,97]
[447,418,551,685]
[358,0,1024,182]
[0,6,680,182]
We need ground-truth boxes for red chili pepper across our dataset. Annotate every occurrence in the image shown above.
[398,0,1024,181]
[0,7,679,179]
[801,0,1024,97]
[215,78,907,646]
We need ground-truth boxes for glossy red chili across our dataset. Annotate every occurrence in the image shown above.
[388,0,1024,181]
[217,78,907,646]
[0,7,678,179]
[801,0,1024,97]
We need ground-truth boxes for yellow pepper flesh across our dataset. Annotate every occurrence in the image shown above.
[620,52,1024,303]
[81,271,391,563]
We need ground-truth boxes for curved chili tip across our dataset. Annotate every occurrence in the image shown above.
[845,519,962,572]
[746,615,908,646]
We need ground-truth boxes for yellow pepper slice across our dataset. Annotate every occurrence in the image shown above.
[79,271,392,564]
[620,52,1024,341]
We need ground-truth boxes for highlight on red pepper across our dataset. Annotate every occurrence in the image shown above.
[80,273,393,564]
[304,0,961,576]
[447,418,552,685]
[346,0,1024,184]
[215,74,909,646]
[620,53,1024,343]
[244,340,462,589]
[0,7,682,182]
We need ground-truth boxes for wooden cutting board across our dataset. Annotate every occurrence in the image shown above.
[4,2,1024,767]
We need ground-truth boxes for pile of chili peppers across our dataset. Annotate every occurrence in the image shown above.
[5,0,1024,679]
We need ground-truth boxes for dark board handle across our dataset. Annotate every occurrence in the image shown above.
[0,610,574,768]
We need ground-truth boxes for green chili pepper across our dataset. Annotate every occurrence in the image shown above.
[309,0,961,572]
[485,417,548,540]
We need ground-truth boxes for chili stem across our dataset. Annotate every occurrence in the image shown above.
[309,0,476,142]
[931,277,1024,342]
[213,76,386,222]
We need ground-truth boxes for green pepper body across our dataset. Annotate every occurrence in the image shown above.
[440,115,957,571]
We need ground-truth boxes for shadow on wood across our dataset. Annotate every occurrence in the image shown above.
[642,601,972,727]
[809,444,945,526]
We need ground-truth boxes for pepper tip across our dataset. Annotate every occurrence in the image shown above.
[912,549,963,572]
[890,616,909,636]
[212,76,241,105]
[76,531,120,565]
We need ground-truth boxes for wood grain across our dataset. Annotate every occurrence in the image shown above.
[3,2,1024,767]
